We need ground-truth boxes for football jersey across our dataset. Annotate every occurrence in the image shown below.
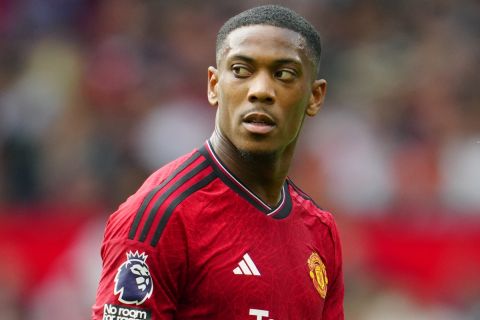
[92,140,344,320]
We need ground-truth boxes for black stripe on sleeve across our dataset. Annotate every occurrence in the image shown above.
[129,187,162,239]
[128,152,201,240]
[150,172,216,247]
[138,160,209,242]
[287,178,324,210]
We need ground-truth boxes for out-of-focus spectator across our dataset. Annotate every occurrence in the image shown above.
[297,108,393,213]
[441,138,480,210]
[132,99,214,171]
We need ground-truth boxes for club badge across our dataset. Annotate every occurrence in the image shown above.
[307,252,328,299]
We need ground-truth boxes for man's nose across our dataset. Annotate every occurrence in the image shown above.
[247,72,275,104]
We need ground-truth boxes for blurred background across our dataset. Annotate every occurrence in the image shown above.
[0,0,479,319]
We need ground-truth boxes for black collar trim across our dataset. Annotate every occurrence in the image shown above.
[198,140,292,219]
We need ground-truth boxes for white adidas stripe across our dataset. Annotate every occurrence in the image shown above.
[238,260,252,275]
[243,253,260,275]
[233,266,242,274]
[233,253,260,276]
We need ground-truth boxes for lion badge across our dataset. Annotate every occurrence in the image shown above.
[114,251,153,305]
[307,252,328,299]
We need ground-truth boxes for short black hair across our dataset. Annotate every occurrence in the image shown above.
[216,5,322,76]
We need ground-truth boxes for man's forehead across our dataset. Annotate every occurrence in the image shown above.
[227,25,306,48]
[220,25,308,62]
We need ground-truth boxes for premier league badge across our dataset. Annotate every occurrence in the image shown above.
[114,251,153,305]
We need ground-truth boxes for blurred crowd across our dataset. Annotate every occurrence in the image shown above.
[1,0,479,212]
[0,0,479,319]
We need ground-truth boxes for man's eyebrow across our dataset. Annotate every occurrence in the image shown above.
[228,55,302,67]
[272,58,302,67]
[227,54,255,63]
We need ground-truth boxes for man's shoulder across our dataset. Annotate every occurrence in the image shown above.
[288,179,337,228]
[118,150,200,210]
[104,149,206,241]
[139,150,201,192]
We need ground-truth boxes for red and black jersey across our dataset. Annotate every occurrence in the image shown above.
[93,140,344,320]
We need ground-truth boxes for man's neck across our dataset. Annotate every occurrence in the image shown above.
[209,131,295,207]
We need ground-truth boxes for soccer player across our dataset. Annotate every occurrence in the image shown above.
[93,5,344,320]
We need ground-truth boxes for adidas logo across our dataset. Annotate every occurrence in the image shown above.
[233,253,260,276]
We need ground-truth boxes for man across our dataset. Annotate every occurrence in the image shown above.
[93,5,344,319]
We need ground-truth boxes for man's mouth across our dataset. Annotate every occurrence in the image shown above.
[242,112,276,134]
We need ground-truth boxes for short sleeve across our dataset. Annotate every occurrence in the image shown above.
[92,211,189,320]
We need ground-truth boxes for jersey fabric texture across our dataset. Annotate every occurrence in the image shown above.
[93,140,344,320]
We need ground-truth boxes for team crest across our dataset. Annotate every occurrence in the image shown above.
[307,252,328,299]
[114,251,153,305]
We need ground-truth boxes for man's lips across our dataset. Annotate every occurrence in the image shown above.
[242,112,276,134]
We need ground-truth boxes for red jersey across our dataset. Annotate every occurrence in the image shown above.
[93,141,344,320]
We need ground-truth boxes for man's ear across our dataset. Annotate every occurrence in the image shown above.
[207,66,219,106]
[306,79,327,117]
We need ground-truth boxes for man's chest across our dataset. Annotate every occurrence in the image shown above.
[177,209,330,319]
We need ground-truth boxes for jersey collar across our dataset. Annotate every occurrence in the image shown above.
[199,140,292,219]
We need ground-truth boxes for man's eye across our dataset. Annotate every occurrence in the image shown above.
[232,65,251,77]
[274,70,296,81]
